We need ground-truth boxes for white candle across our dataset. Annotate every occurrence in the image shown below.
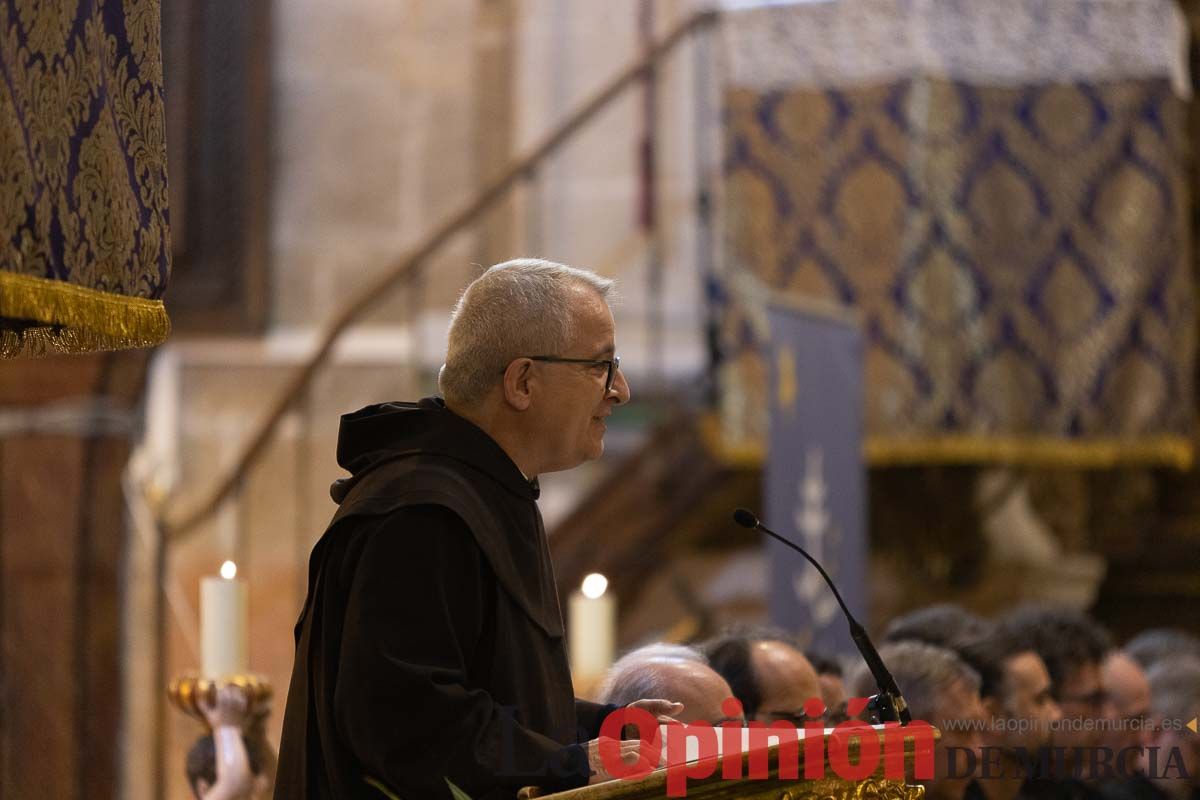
[200,560,248,679]
[569,573,616,682]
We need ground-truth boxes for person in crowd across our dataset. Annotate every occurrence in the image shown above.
[1141,658,1200,800]
[847,641,987,800]
[598,643,743,726]
[1000,606,1114,753]
[959,629,1063,800]
[1124,630,1200,672]
[1103,650,1151,776]
[882,604,995,650]
[1101,657,1200,800]
[998,606,1115,800]
[704,630,823,724]
[806,649,848,722]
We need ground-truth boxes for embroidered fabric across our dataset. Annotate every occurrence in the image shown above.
[717,0,1191,97]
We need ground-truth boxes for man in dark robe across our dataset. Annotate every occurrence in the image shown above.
[275,260,679,800]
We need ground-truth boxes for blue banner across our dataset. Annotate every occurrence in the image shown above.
[765,302,866,657]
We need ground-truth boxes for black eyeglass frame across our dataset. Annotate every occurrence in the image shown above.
[506,355,621,393]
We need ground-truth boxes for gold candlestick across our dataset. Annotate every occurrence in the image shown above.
[167,673,273,729]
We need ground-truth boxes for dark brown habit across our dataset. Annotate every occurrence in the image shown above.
[274,398,615,799]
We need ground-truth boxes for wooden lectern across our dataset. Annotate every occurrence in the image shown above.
[520,726,937,800]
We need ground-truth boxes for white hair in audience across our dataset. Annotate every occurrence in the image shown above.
[597,643,706,707]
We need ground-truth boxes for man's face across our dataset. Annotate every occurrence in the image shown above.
[930,680,987,800]
[1102,652,1150,771]
[529,288,630,473]
[1053,661,1111,750]
[998,651,1061,750]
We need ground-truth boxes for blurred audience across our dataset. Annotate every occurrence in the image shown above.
[847,640,987,800]
[883,604,995,650]
[1101,657,1200,800]
[595,605,1195,800]
[999,606,1115,757]
[1103,650,1151,775]
[1141,658,1200,800]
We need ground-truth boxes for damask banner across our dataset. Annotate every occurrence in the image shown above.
[0,0,170,357]
[716,0,1194,467]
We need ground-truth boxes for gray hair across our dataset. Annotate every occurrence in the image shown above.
[438,258,615,407]
[846,641,980,721]
[1146,656,1200,721]
[1125,628,1200,670]
[597,643,706,707]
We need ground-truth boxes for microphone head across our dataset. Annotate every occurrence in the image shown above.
[732,508,759,530]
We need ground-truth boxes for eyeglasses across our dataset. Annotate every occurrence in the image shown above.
[517,355,621,394]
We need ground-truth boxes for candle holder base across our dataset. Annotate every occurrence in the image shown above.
[167,673,273,729]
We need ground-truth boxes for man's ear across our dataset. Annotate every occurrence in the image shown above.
[501,359,534,411]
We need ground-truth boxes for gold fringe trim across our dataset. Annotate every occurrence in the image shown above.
[864,435,1194,470]
[0,270,170,357]
[699,415,1195,469]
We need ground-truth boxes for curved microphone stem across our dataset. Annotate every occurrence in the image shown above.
[754,525,856,628]
[735,508,912,725]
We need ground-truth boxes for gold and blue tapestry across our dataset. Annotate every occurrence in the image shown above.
[719,78,1194,467]
[0,0,170,357]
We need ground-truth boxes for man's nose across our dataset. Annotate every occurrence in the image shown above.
[608,365,631,405]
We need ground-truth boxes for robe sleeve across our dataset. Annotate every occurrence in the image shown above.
[574,700,620,740]
[333,505,590,798]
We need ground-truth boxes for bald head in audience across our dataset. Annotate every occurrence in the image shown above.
[705,631,822,723]
[598,643,740,725]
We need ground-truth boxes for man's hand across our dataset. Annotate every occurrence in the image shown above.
[627,698,684,723]
[584,700,682,785]
[585,736,658,784]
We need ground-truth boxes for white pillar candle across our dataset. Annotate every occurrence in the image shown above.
[568,573,616,683]
[200,560,248,679]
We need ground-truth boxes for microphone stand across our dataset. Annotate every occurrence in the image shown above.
[733,509,911,725]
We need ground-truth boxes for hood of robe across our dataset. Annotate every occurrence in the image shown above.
[329,396,538,505]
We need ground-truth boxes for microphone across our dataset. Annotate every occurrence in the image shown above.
[733,508,912,725]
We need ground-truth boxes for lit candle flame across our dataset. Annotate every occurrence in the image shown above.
[220,560,238,580]
[581,573,608,599]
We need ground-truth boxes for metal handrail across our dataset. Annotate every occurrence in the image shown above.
[160,8,721,541]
